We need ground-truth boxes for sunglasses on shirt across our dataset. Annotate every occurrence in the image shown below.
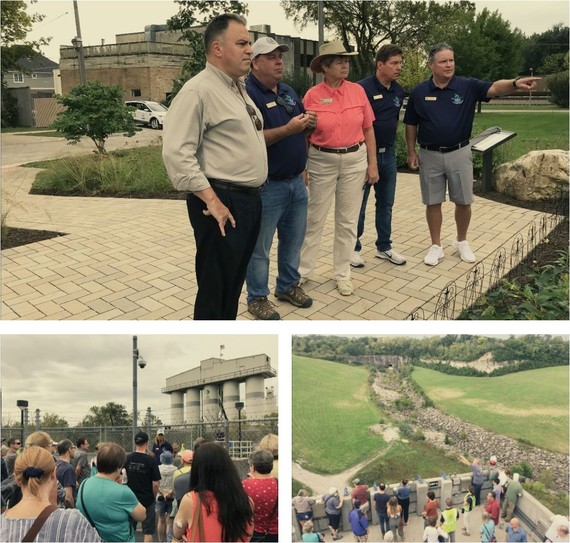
[276,96,295,115]
[245,104,262,131]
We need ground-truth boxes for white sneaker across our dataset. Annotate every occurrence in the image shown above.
[376,249,407,265]
[424,244,445,266]
[350,251,365,268]
[336,279,354,296]
[452,239,476,263]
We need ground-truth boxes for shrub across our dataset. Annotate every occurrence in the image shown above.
[537,469,554,488]
[510,462,533,479]
[394,397,414,410]
[547,70,570,108]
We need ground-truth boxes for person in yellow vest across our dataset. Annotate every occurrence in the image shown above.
[440,497,460,543]
[461,485,476,536]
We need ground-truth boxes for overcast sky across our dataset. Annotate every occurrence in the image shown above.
[1,334,278,426]
[27,0,570,63]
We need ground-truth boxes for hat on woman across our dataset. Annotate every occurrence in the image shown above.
[310,40,358,73]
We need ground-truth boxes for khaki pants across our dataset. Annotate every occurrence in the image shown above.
[299,145,368,280]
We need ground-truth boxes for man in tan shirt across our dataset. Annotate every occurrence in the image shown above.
[163,13,268,320]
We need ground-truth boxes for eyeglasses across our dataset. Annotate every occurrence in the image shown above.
[14,442,21,445]
[276,96,295,115]
[245,104,262,131]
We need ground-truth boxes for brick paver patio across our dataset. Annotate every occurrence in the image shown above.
[1,133,556,320]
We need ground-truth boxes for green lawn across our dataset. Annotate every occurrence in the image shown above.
[293,356,386,473]
[472,111,569,162]
[411,366,569,454]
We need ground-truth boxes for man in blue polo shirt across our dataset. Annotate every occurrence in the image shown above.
[405,43,539,266]
[245,37,317,320]
[352,44,407,269]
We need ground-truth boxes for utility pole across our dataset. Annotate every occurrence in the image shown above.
[72,0,87,84]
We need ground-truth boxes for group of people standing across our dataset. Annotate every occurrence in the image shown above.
[1,429,279,542]
[162,12,539,320]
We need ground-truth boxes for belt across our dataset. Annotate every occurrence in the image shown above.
[311,142,364,154]
[420,140,470,153]
[208,179,263,195]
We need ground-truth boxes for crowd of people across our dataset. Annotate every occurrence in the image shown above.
[161,12,539,320]
[1,430,279,542]
[292,457,569,543]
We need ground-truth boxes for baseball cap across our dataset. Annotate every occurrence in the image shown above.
[135,431,149,445]
[251,37,289,60]
[180,450,193,463]
[160,450,174,465]
[156,428,165,436]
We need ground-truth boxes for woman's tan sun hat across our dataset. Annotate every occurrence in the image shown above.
[310,40,358,73]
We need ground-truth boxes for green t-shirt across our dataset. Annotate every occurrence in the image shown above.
[77,476,139,542]
[505,480,523,502]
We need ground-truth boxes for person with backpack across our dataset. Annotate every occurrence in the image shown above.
[349,499,369,542]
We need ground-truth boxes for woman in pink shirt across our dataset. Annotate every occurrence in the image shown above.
[299,40,379,296]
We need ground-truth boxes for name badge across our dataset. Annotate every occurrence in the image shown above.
[266,101,277,109]
[320,98,333,104]
[425,96,437,101]
[373,94,383,100]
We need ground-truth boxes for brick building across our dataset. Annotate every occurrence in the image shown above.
[58,24,319,102]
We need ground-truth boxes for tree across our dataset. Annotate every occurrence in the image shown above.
[81,402,131,427]
[438,8,524,80]
[522,23,569,74]
[280,0,475,80]
[41,412,69,428]
[51,81,138,154]
[1,0,50,127]
[166,0,248,104]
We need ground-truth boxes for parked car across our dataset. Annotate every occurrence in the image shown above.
[125,100,168,129]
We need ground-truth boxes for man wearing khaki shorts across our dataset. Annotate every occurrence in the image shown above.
[405,43,540,266]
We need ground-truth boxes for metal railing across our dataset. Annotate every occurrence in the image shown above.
[406,192,568,320]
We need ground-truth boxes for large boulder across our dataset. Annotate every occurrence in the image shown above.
[493,149,569,201]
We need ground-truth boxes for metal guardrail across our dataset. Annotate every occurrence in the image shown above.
[406,192,568,320]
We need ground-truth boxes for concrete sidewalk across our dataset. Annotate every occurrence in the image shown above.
[1,133,555,320]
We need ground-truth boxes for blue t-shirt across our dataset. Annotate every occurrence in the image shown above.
[404,75,492,147]
[349,508,368,536]
[506,525,528,542]
[374,492,391,514]
[358,75,404,147]
[396,484,411,500]
[246,74,308,179]
[56,460,77,499]
[77,476,140,542]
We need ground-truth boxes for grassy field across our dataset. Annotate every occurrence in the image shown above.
[411,366,569,454]
[472,111,569,161]
[293,356,386,473]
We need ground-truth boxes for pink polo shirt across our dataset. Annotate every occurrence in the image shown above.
[304,79,374,148]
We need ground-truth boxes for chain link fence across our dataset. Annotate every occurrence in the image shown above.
[38,417,277,478]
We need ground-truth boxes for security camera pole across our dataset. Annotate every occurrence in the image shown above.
[132,335,142,447]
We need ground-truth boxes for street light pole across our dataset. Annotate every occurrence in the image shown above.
[235,401,244,455]
[132,336,138,447]
[17,400,29,445]
[72,0,87,84]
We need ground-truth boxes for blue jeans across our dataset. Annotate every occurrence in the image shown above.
[378,512,389,535]
[355,146,397,252]
[246,175,308,303]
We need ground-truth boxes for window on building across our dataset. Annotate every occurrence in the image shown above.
[131,89,141,97]
[13,73,24,83]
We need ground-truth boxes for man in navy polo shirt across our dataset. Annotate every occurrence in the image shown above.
[244,37,317,320]
[405,43,539,266]
[352,44,407,269]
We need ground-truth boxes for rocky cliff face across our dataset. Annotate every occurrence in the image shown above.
[374,372,568,492]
